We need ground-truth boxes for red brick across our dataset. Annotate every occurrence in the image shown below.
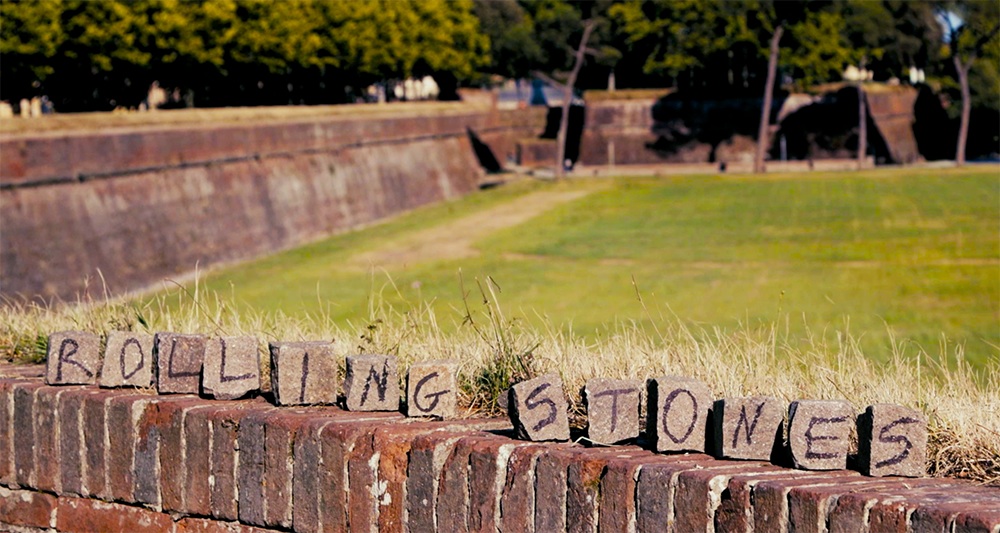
[262,409,317,529]
[158,397,217,513]
[598,453,666,533]
[437,435,479,532]
[566,449,634,533]
[57,388,97,496]
[532,445,635,533]
[468,435,529,533]
[12,382,44,488]
[714,468,827,533]
[346,426,382,532]
[829,490,883,533]
[636,455,720,533]
[911,502,1000,533]
[56,496,174,533]
[81,389,115,498]
[237,406,278,526]
[0,380,14,485]
[107,393,154,502]
[209,406,257,521]
[175,516,286,533]
[407,431,470,532]
[32,386,63,493]
[317,412,400,532]
[753,472,866,532]
[0,487,56,528]
[183,403,246,517]
[672,461,785,532]
[498,443,549,533]
[787,479,909,533]
[291,416,332,533]
[954,508,1000,533]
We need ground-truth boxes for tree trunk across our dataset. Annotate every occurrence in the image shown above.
[857,83,867,170]
[754,26,783,174]
[954,55,972,167]
[555,20,596,180]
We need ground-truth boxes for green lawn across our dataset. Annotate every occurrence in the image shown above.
[158,167,1000,368]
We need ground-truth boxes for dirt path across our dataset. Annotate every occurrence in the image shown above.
[348,187,597,269]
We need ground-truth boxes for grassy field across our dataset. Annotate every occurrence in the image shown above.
[161,166,999,369]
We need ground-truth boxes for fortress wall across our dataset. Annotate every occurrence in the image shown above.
[0,105,535,301]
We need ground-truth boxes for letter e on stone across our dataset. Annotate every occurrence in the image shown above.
[406,360,458,418]
[788,400,853,470]
[508,373,570,442]
[857,403,926,477]
[45,331,102,385]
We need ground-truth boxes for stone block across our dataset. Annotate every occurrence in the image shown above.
[344,354,399,411]
[788,399,853,470]
[857,403,926,477]
[712,396,784,460]
[154,332,207,394]
[508,373,570,442]
[406,360,458,418]
[269,341,338,406]
[45,331,102,385]
[100,331,155,388]
[584,378,641,444]
[202,336,260,400]
[646,376,713,452]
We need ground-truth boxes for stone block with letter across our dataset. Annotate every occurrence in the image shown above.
[202,336,261,400]
[857,403,926,477]
[269,341,338,406]
[344,354,400,411]
[712,396,784,460]
[406,360,458,418]
[45,331,102,385]
[508,373,570,442]
[99,331,155,388]
[788,399,853,470]
[647,376,713,453]
[584,378,641,444]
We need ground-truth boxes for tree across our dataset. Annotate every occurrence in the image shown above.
[472,0,543,81]
[0,0,64,103]
[938,0,1000,166]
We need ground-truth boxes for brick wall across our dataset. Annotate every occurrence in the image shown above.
[2,368,997,533]
[0,104,542,302]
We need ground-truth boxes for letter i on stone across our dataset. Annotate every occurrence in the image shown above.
[406,360,458,418]
[269,341,339,406]
[857,403,926,477]
[584,378,641,444]
[45,331,102,385]
[508,373,570,442]
[344,355,400,411]
[99,331,155,388]
[202,336,261,400]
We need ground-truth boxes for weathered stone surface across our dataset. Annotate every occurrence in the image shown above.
[269,342,338,406]
[99,331,155,388]
[344,354,399,412]
[788,399,853,470]
[202,336,260,400]
[508,373,570,442]
[406,360,458,418]
[584,378,641,444]
[646,376,713,453]
[857,403,926,477]
[45,331,101,385]
[712,397,784,460]
[154,332,207,394]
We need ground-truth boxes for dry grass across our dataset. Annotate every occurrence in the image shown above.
[1,281,997,485]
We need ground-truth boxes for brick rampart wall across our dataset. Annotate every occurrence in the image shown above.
[0,104,542,302]
[2,366,997,533]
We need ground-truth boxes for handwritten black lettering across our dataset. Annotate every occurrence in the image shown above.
[662,388,698,444]
[219,338,253,383]
[413,371,450,413]
[525,383,557,432]
[167,337,200,378]
[120,337,145,380]
[360,361,390,405]
[875,417,919,468]
[57,338,92,381]
[593,388,636,433]
[298,350,310,403]
[732,402,766,448]
[804,416,848,459]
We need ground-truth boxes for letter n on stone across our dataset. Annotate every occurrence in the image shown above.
[788,400,853,470]
[406,360,458,418]
[99,331,155,388]
[202,336,261,400]
[508,373,570,442]
[45,331,102,385]
[344,355,399,411]
[154,332,207,394]
[857,403,926,478]
[712,396,784,460]
[647,376,713,453]
[584,378,641,444]
[269,341,338,406]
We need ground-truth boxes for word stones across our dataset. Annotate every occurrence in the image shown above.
[788,400,853,470]
[713,396,784,460]
[202,336,261,400]
[406,360,458,418]
[857,403,926,477]
[154,332,207,394]
[508,373,570,442]
[99,331,155,388]
[269,341,338,406]
[45,331,101,385]
[647,376,713,453]
[584,378,641,444]
[345,354,400,411]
